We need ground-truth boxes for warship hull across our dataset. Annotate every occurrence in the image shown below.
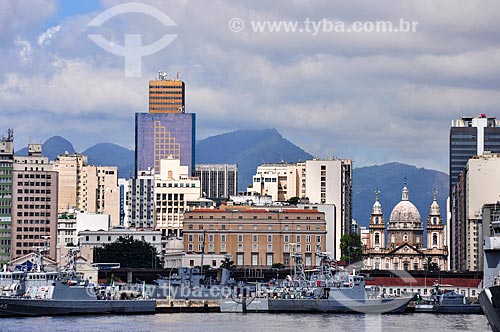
[220,296,412,314]
[0,298,156,317]
[480,286,500,332]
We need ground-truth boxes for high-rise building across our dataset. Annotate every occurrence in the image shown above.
[449,115,500,192]
[0,129,13,264]
[452,153,500,271]
[12,144,58,261]
[149,71,185,113]
[135,72,195,175]
[449,115,500,270]
[194,164,238,199]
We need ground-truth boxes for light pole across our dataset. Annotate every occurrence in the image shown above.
[149,247,156,269]
[168,266,177,299]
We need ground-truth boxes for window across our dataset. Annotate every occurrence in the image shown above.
[208,234,214,242]
[188,244,193,251]
[238,234,243,242]
[220,234,226,242]
[266,254,273,266]
[267,235,272,243]
[267,244,272,252]
[220,243,226,252]
[432,233,438,246]
[375,233,380,245]
[251,253,258,266]
[296,235,301,242]
[237,253,244,266]
[198,234,204,242]
[237,244,243,251]
[252,235,258,242]
[188,234,193,242]
[252,244,258,251]
[284,235,289,243]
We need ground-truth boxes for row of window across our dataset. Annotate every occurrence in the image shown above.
[17,174,52,179]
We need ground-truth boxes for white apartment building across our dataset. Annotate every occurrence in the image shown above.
[57,209,109,265]
[121,170,155,229]
[154,158,201,237]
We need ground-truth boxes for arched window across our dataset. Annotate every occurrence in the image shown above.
[432,217,437,224]
[375,233,380,245]
[432,233,438,246]
[403,233,408,242]
[375,217,379,224]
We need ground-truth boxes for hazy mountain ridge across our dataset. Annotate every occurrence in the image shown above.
[196,128,314,190]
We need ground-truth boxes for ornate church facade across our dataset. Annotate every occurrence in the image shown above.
[362,183,448,271]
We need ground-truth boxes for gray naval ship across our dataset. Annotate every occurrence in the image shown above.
[0,248,156,317]
[480,220,500,332]
[220,252,413,313]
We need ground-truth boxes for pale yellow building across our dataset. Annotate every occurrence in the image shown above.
[52,153,87,212]
[80,166,119,227]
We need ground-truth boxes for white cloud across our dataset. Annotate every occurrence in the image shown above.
[14,37,32,64]
[38,25,61,46]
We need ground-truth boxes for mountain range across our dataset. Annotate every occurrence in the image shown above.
[14,129,448,228]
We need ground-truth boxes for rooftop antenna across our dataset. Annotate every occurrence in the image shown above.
[158,71,167,80]
[176,71,180,80]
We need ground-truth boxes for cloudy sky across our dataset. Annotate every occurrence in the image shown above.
[2,0,500,172]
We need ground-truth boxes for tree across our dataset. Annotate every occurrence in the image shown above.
[94,236,163,268]
[287,197,300,205]
[220,257,235,270]
[425,257,440,271]
[340,234,363,264]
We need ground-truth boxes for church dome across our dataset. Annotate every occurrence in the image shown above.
[389,183,421,225]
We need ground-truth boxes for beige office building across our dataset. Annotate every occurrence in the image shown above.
[183,208,326,267]
[456,153,500,271]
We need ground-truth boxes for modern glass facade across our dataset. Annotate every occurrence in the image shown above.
[135,112,196,176]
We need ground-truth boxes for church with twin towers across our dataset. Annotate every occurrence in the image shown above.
[362,181,448,271]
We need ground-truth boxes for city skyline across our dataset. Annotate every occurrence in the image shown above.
[2,1,500,174]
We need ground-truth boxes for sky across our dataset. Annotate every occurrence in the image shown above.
[2,0,500,173]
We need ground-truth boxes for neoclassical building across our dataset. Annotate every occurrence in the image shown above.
[363,183,448,271]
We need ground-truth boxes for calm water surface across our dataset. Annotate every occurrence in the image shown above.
[0,313,490,332]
